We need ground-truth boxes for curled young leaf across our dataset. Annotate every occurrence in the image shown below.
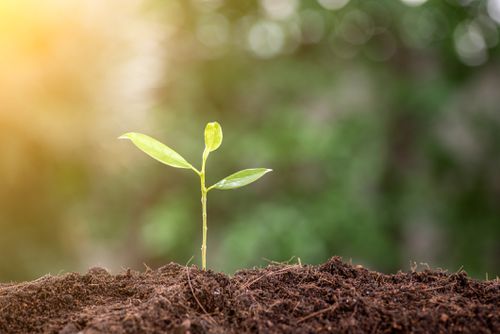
[210,168,272,190]
[204,122,223,152]
[119,132,194,170]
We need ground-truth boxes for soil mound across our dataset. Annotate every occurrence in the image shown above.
[0,257,498,333]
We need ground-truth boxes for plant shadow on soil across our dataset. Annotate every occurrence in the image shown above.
[0,257,498,333]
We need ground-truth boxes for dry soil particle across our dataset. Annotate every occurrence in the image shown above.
[0,257,498,333]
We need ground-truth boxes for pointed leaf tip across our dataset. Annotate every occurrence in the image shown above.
[204,122,223,152]
[120,132,193,169]
[211,168,272,190]
[118,133,131,140]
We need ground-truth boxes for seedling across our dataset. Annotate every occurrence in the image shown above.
[120,122,272,270]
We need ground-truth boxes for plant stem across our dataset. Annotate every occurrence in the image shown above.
[200,150,209,270]
[200,176,207,270]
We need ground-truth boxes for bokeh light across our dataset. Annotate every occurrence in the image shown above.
[261,0,298,20]
[400,0,429,7]
[487,0,500,24]
[317,0,350,11]
[454,21,488,66]
[248,20,285,58]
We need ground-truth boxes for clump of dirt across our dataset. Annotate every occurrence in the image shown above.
[0,257,498,333]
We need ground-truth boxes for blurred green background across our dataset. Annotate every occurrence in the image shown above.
[1,0,499,281]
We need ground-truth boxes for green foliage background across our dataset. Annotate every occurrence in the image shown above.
[0,0,499,280]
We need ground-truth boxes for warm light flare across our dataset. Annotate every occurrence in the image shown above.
[0,0,164,166]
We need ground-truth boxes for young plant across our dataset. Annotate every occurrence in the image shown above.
[119,122,271,270]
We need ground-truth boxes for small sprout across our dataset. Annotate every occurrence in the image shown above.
[120,122,272,270]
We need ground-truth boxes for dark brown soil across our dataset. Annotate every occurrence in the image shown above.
[0,257,498,333]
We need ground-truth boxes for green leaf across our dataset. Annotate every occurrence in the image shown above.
[119,132,194,169]
[204,122,223,152]
[211,168,272,190]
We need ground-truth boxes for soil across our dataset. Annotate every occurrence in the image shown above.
[0,257,498,334]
